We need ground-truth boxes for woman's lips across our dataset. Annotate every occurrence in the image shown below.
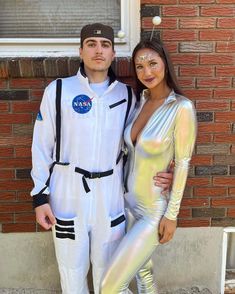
[144,77,155,83]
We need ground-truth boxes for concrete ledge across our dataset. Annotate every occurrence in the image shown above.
[0,228,223,293]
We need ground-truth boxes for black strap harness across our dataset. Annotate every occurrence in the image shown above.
[50,79,132,193]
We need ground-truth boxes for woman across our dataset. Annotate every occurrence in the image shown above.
[100,39,197,294]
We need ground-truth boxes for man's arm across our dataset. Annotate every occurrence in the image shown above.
[31,82,57,229]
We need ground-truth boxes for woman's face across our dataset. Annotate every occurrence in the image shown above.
[134,48,166,90]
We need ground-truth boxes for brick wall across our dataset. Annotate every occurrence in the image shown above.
[0,0,234,232]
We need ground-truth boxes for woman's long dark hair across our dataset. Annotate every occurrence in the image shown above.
[132,40,184,100]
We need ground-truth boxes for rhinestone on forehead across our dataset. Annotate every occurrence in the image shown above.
[135,53,154,63]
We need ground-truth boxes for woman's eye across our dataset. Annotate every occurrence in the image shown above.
[150,62,158,67]
[136,65,143,70]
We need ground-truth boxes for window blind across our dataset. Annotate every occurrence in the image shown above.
[0,0,121,38]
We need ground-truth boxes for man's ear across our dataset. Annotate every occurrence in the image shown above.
[79,47,83,59]
[112,50,116,61]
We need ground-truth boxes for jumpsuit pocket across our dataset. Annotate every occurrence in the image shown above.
[109,212,126,242]
[52,216,80,268]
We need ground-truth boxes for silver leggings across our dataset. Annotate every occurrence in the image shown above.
[100,198,167,294]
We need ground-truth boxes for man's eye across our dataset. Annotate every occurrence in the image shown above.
[102,43,111,48]
[87,43,95,47]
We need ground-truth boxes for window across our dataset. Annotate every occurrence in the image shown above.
[0,0,140,57]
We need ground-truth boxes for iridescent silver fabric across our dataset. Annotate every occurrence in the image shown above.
[100,90,197,294]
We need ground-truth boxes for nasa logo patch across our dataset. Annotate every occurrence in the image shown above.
[36,110,43,121]
[72,95,93,114]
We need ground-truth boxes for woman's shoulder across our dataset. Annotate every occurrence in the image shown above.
[175,93,195,111]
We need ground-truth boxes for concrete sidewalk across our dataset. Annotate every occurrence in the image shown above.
[0,287,213,294]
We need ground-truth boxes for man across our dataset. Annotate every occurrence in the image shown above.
[31,23,172,294]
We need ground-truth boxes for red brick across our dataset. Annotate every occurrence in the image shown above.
[216,42,235,53]
[0,137,32,147]
[180,66,213,77]
[15,147,31,158]
[30,89,44,101]
[0,158,31,168]
[0,113,32,124]
[232,101,235,110]
[0,170,14,179]
[142,0,176,3]
[196,101,229,111]
[0,102,9,112]
[178,208,192,218]
[0,125,12,136]
[187,177,211,186]
[217,0,235,2]
[201,6,234,16]
[180,18,215,28]
[229,188,235,196]
[214,134,235,143]
[191,155,213,165]
[228,209,235,217]
[171,54,198,65]
[215,112,235,122]
[197,78,231,88]
[184,89,213,100]
[0,202,33,213]
[217,18,235,28]
[212,198,235,207]
[180,0,215,2]
[163,6,198,16]
[15,213,35,223]
[12,101,40,113]
[0,180,32,191]
[181,198,209,207]
[200,30,234,41]
[213,177,235,186]
[214,89,235,98]
[198,123,230,133]
[0,214,14,223]
[163,30,197,41]
[142,17,177,29]
[178,78,195,88]
[200,54,234,65]
[164,42,178,53]
[0,192,16,201]
[2,223,36,233]
[10,79,45,89]
[0,147,14,157]
[216,66,235,77]
[178,219,210,227]
[18,192,32,202]
[194,187,227,197]
[196,134,213,143]
[0,79,7,89]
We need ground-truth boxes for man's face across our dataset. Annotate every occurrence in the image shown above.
[80,37,115,73]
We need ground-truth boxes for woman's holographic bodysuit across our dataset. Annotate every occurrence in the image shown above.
[100,90,197,294]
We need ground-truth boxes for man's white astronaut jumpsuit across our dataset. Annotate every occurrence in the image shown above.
[31,65,135,294]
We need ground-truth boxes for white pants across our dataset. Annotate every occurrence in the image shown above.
[50,164,126,294]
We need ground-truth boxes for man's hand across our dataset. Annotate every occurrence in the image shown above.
[153,161,174,195]
[158,216,177,244]
[35,203,56,230]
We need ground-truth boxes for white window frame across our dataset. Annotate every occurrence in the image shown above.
[0,0,140,57]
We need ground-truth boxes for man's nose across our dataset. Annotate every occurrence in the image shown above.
[95,43,103,53]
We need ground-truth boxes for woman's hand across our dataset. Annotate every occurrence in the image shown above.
[158,216,177,244]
